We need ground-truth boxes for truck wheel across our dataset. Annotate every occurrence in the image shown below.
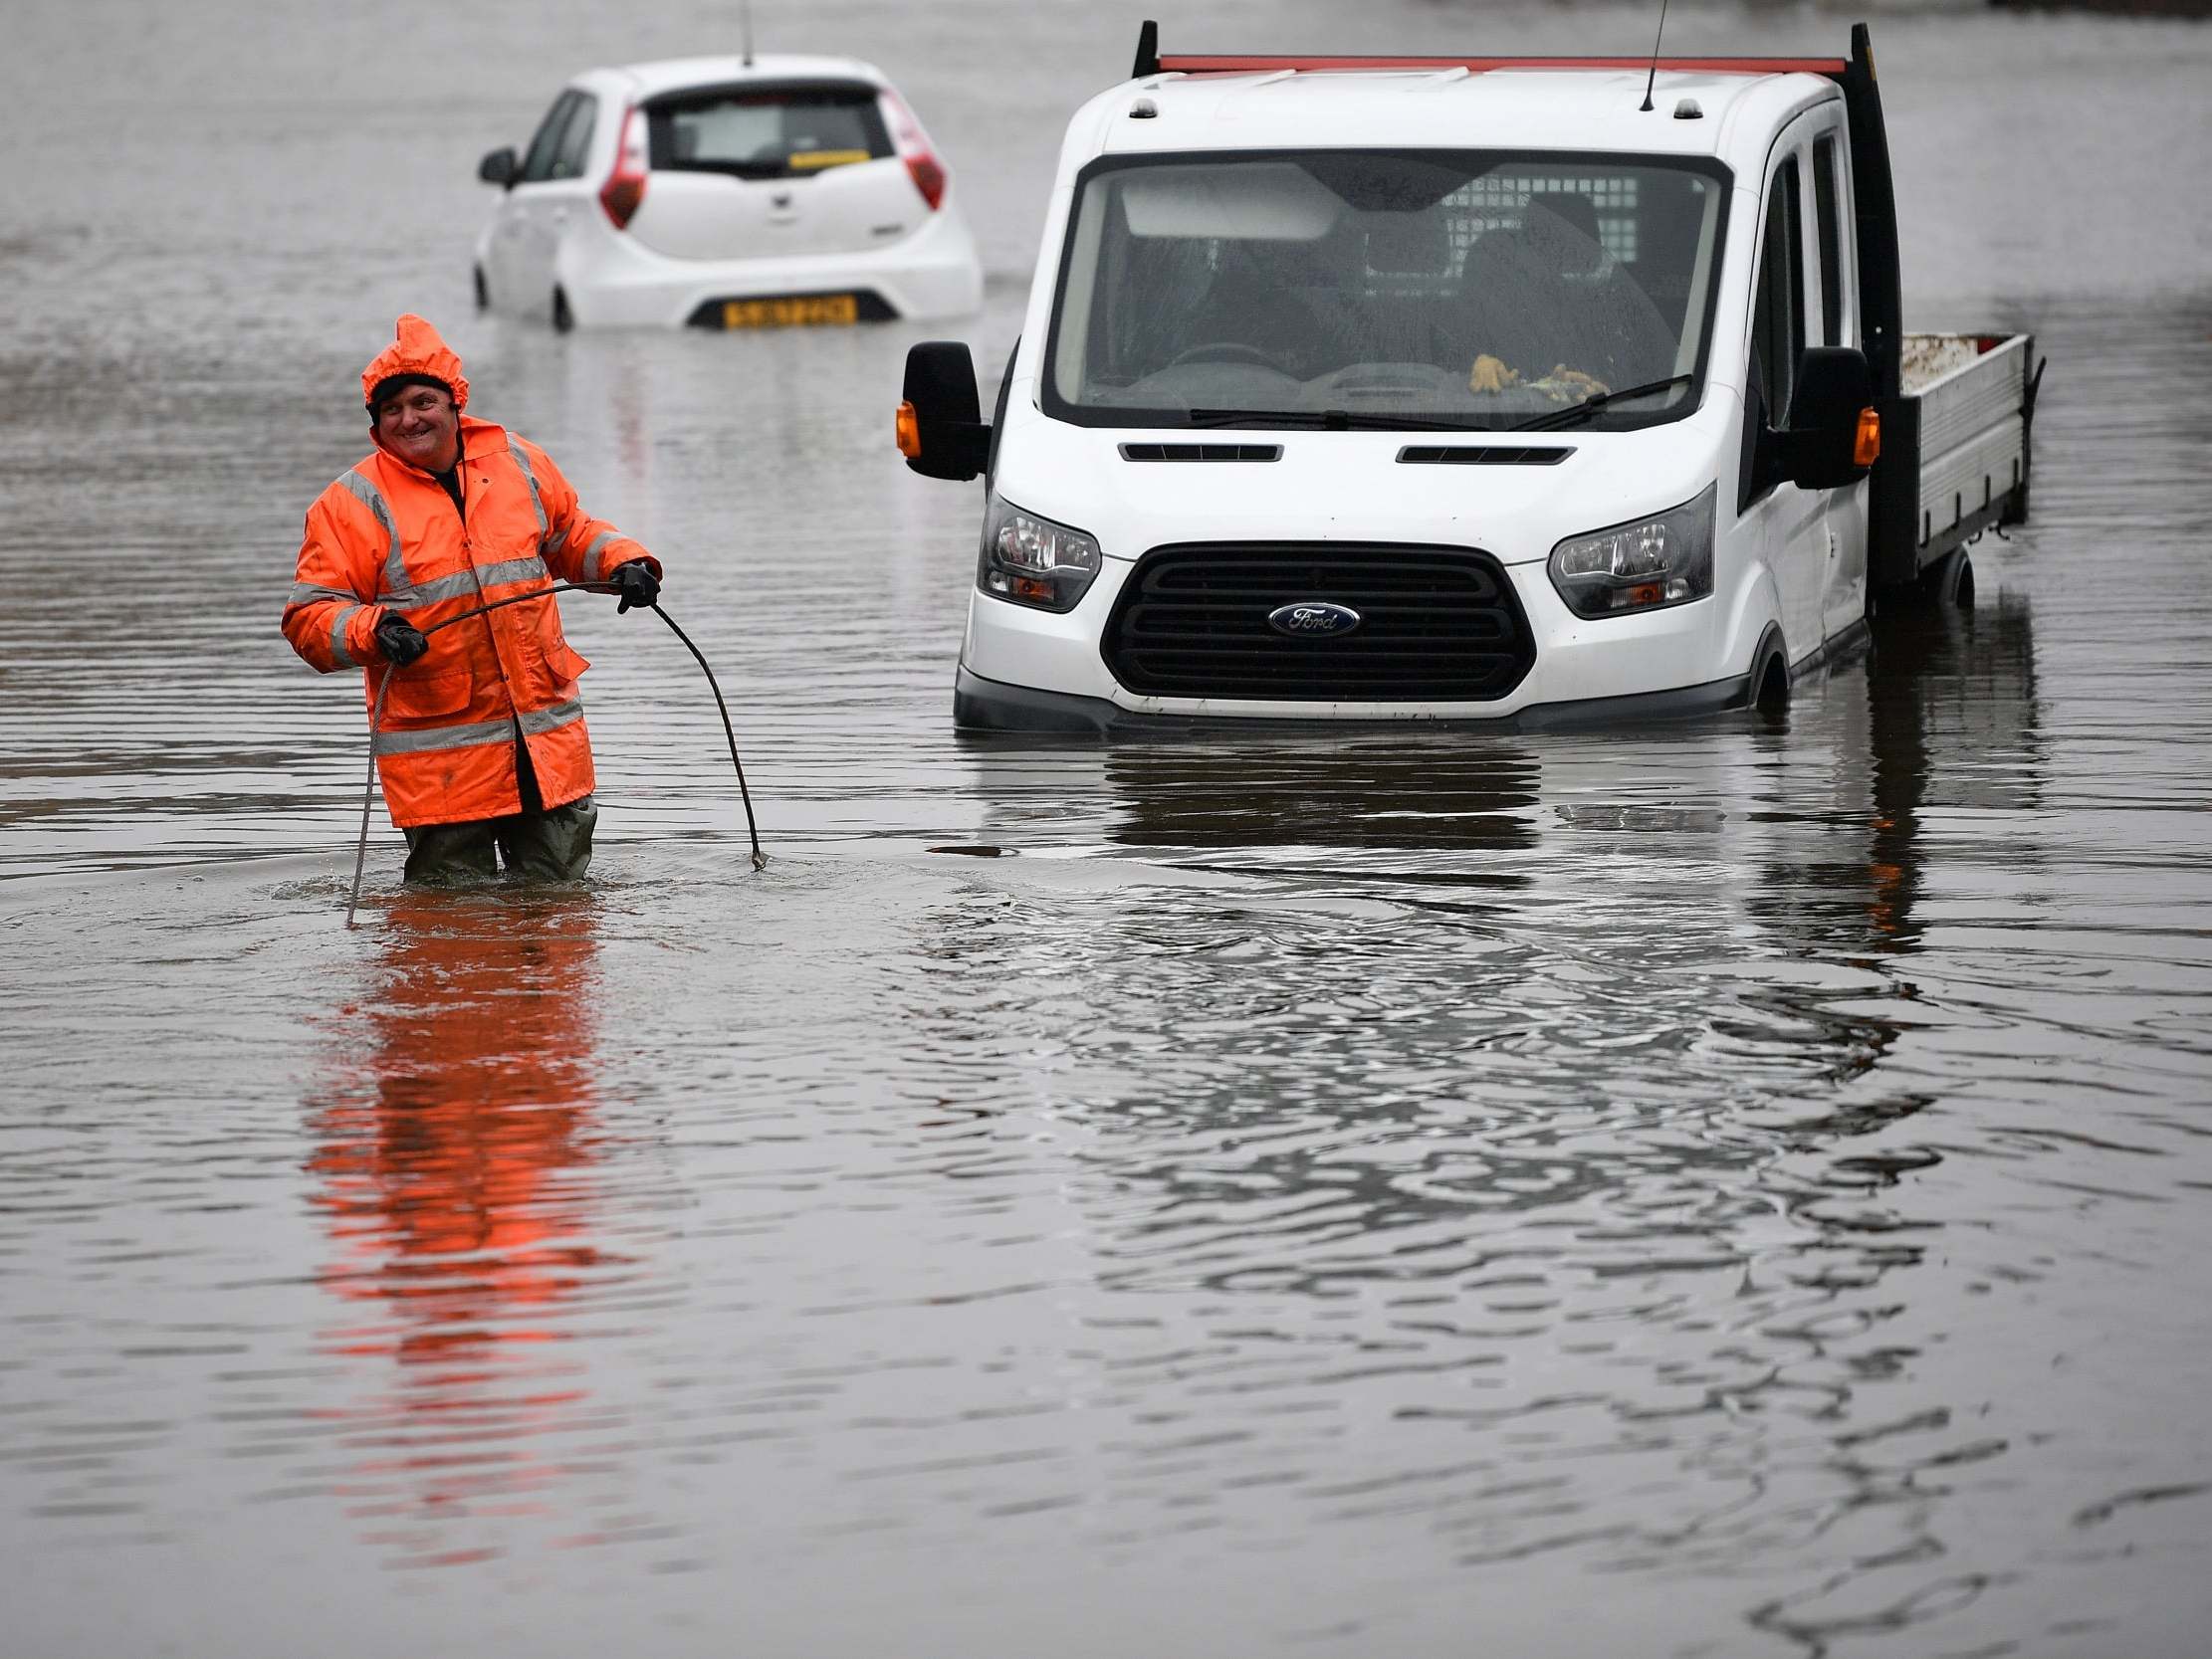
[1919,547,1975,609]
[1755,651,1789,718]
[1749,626,1789,719]
[553,288,574,333]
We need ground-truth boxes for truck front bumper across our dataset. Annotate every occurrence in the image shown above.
[953,664,1755,734]
[956,552,1769,731]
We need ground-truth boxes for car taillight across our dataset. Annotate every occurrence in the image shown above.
[879,90,948,212]
[599,104,647,230]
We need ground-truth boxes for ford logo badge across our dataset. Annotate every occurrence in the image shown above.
[1267,601,1362,639]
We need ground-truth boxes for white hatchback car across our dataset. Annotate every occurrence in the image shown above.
[473,55,984,330]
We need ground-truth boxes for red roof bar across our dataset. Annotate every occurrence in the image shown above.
[1155,55,1850,77]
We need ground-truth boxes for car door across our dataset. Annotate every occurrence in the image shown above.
[1736,142,1826,663]
[1808,125,1871,639]
[529,90,601,316]
[487,90,578,311]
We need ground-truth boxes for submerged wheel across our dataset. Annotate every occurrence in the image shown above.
[1747,625,1790,720]
[1919,547,1976,609]
[1755,650,1790,717]
[552,288,573,333]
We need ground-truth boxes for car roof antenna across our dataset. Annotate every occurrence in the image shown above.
[741,0,756,67]
[1639,0,1670,112]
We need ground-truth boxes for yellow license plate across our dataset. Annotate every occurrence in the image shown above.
[723,294,860,329]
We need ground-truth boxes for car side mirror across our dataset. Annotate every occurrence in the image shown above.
[478,146,520,188]
[1775,345,1879,490]
[897,341,991,482]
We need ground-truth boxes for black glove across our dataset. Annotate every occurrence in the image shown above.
[609,560,660,614]
[374,613,429,667]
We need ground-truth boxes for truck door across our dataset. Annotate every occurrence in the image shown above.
[1738,144,1825,663]
[1808,125,1872,637]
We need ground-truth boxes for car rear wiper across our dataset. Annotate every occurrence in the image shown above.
[1509,375,1695,433]
[1186,408,1490,432]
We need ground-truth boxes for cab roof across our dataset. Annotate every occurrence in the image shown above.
[1077,64,1840,173]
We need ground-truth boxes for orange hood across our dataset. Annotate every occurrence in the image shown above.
[360,313,471,411]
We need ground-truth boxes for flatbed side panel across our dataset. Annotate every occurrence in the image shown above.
[1876,332,2036,585]
[1908,332,2031,454]
[1917,416,2027,555]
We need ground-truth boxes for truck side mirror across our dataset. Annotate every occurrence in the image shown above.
[897,342,991,482]
[1777,346,1878,490]
[478,146,519,187]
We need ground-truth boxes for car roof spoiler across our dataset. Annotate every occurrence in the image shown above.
[1130,18,1848,80]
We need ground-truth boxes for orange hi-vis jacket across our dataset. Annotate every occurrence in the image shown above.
[282,416,658,828]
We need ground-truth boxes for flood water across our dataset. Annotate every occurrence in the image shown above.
[5,2,2212,1654]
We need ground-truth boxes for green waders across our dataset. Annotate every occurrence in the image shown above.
[401,733,596,884]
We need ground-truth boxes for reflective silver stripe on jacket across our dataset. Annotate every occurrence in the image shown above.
[401,555,552,609]
[338,469,410,601]
[507,437,549,535]
[288,580,358,609]
[519,697,586,737]
[373,698,583,757]
[374,715,516,756]
[581,530,622,581]
[330,604,363,669]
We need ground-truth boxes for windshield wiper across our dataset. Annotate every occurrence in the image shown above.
[1509,375,1695,433]
[1186,407,1489,432]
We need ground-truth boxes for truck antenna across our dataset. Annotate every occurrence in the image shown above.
[741,0,756,67]
[1639,0,1670,111]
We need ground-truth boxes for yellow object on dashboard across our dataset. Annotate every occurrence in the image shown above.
[788,149,871,171]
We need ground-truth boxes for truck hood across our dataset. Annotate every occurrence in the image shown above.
[991,389,1737,567]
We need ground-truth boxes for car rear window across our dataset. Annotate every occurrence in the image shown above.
[646,83,891,179]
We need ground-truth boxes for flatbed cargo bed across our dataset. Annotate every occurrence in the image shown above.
[1876,331,2044,585]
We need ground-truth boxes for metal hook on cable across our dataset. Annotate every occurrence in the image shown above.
[345,582,765,928]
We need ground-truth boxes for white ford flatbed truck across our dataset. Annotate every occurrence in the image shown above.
[899,22,2042,731]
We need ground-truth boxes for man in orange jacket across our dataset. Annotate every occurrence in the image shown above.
[283,315,662,882]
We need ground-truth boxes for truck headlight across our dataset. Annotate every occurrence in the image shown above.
[977,496,1101,613]
[1547,483,1715,619]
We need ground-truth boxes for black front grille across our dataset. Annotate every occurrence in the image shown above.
[1104,543,1535,703]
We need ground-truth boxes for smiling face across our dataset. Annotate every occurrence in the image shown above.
[372,383,461,473]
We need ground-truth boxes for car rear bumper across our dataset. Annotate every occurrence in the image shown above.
[563,204,984,327]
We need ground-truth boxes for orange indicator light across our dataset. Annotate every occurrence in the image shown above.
[1854,407,1881,467]
[895,400,921,459]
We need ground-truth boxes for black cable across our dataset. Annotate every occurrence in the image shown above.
[345,583,763,927]
[651,605,769,873]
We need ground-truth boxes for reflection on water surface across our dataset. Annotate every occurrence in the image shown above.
[308,896,626,1561]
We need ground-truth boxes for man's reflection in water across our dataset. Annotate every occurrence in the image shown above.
[308,892,620,1556]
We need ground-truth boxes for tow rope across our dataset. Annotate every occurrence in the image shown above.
[345,582,766,928]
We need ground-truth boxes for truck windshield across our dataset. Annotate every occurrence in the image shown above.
[1045,150,1730,431]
